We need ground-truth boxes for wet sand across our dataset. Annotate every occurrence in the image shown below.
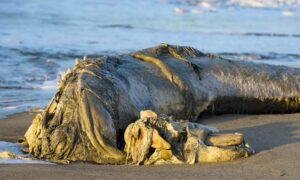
[0,112,300,179]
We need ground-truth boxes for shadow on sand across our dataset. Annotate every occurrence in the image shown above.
[222,121,300,152]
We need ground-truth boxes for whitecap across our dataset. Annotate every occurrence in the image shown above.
[174,7,185,14]
[281,10,294,16]
[197,2,212,8]
[2,106,18,110]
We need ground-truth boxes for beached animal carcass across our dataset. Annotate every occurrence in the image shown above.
[19,44,300,164]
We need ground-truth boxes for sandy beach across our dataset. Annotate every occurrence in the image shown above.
[0,112,299,179]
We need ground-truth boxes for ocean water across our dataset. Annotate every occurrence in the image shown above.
[0,0,299,118]
[0,141,52,164]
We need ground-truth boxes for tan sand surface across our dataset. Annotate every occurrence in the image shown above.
[0,112,300,179]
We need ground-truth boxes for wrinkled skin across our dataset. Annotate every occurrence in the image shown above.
[124,110,252,165]
[20,44,300,164]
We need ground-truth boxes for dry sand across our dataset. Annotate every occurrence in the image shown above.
[0,112,300,179]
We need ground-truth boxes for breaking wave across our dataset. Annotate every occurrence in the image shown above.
[174,0,300,8]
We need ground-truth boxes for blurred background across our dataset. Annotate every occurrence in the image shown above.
[0,0,299,118]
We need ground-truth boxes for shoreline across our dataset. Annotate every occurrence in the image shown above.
[0,112,300,179]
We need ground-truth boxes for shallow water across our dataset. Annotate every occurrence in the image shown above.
[0,141,52,164]
[0,0,299,118]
